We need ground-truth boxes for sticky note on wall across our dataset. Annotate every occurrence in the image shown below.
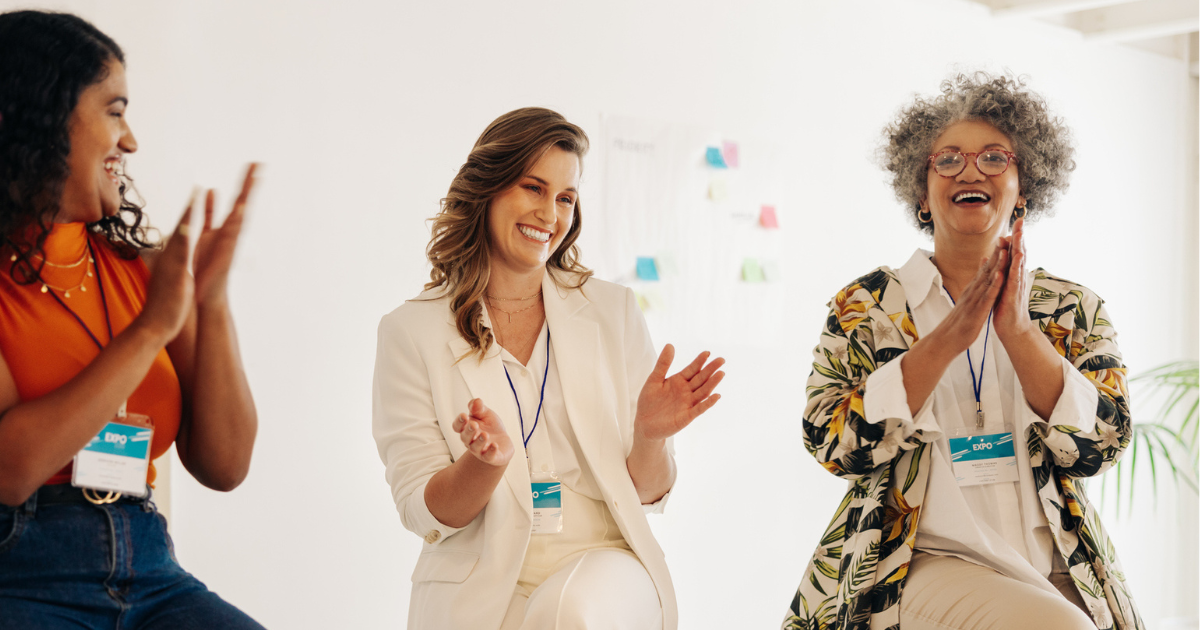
[762,260,780,282]
[722,141,739,168]
[760,205,779,229]
[742,258,765,283]
[708,178,728,201]
[705,147,728,168]
[636,257,659,281]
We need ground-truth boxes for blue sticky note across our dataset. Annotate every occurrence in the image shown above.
[636,257,659,281]
[705,146,728,168]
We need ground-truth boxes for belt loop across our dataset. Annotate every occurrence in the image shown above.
[142,485,154,513]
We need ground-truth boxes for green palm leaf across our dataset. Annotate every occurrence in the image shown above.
[1101,361,1199,514]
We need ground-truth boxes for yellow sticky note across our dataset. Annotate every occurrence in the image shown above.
[708,178,728,201]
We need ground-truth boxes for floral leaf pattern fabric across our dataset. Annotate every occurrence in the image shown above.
[784,268,1143,630]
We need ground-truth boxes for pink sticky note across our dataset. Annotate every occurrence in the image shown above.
[760,205,779,229]
[722,141,740,168]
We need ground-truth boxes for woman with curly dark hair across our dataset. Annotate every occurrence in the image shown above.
[0,10,263,628]
[784,73,1142,630]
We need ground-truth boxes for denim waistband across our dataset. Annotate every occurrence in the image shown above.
[23,484,154,514]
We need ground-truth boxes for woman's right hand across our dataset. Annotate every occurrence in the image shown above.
[135,204,196,345]
[931,243,1008,353]
[452,398,514,468]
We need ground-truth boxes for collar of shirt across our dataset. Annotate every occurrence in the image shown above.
[897,248,944,310]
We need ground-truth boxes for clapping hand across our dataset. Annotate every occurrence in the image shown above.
[934,238,1008,354]
[634,345,725,442]
[992,218,1036,344]
[452,398,514,467]
[193,163,258,308]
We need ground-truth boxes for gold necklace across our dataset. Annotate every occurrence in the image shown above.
[485,292,541,302]
[39,257,94,298]
[486,295,542,324]
[10,248,91,269]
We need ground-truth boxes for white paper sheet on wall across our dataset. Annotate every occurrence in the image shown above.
[594,115,786,348]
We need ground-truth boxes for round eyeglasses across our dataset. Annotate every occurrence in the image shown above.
[927,150,1018,178]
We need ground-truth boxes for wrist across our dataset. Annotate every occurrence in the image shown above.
[997,320,1041,348]
[127,316,173,348]
[631,431,667,454]
[196,294,230,314]
[916,327,962,364]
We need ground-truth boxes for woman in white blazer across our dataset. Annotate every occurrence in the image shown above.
[372,107,724,630]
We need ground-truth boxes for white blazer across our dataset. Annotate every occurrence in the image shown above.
[372,270,678,630]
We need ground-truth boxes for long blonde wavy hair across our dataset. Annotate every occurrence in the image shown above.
[425,107,592,358]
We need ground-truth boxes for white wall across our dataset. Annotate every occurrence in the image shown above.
[5,0,1196,628]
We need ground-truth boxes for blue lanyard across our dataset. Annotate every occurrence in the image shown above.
[946,291,991,428]
[46,240,113,350]
[502,328,550,449]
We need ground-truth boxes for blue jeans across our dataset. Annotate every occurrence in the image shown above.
[0,488,264,630]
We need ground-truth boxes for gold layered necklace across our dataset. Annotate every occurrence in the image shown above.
[37,252,95,298]
[486,291,542,324]
[9,246,90,270]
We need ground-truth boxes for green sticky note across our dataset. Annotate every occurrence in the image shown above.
[742,258,764,283]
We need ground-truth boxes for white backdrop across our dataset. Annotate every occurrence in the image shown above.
[4,1,1196,628]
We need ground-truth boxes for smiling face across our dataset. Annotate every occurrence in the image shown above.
[923,119,1024,243]
[487,145,580,278]
[58,58,137,223]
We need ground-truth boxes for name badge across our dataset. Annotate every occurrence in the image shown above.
[949,432,1019,487]
[531,480,563,535]
[72,413,154,497]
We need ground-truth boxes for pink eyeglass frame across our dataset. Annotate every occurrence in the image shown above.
[927,149,1019,178]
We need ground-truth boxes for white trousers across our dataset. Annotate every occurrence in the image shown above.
[499,485,662,630]
[899,551,1097,630]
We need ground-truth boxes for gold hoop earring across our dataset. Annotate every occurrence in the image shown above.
[1014,205,1027,219]
[918,208,933,223]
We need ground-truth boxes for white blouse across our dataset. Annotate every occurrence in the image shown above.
[863,249,1100,593]
[488,314,603,501]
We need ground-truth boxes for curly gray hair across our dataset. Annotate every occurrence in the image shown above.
[881,72,1076,234]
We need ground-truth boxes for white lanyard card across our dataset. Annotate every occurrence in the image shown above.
[72,412,154,497]
[948,427,1019,487]
[530,471,563,535]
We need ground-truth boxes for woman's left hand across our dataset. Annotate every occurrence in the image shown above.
[193,163,258,308]
[992,217,1037,344]
[634,344,725,443]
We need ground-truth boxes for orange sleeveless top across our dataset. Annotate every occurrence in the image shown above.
[0,223,181,486]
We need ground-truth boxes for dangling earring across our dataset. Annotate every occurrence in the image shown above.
[1014,204,1027,219]
[918,206,932,223]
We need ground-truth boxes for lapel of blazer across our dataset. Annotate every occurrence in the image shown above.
[447,311,532,512]
[541,272,621,497]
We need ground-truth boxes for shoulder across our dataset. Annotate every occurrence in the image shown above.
[545,269,632,308]
[574,274,630,303]
[378,287,453,337]
[830,266,905,311]
[1029,268,1104,319]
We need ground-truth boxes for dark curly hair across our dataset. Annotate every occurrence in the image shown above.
[0,10,154,284]
[880,72,1076,235]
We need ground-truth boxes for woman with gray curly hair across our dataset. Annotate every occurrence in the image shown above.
[784,73,1142,630]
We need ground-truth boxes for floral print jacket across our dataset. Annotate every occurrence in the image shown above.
[784,267,1143,630]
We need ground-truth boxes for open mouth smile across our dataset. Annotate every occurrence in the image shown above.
[517,224,551,244]
[103,158,122,186]
[952,190,991,206]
